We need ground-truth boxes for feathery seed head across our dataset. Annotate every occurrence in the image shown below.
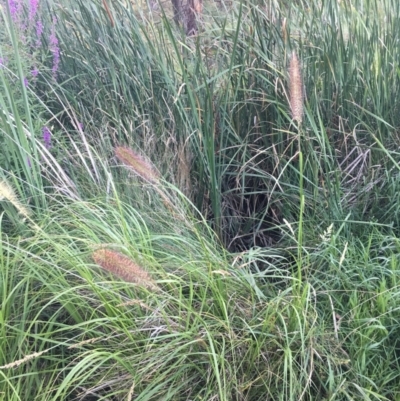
[92,249,158,290]
[0,179,30,218]
[289,51,304,124]
[115,147,159,184]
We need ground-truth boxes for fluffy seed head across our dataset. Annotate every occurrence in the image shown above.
[92,249,158,290]
[289,51,304,124]
[0,179,30,218]
[115,147,159,184]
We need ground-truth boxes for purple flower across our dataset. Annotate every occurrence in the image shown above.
[9,0,23,24]
[78,122,84,130]
[31,67,39,77]
[42,126,52,149]
[35,19,43,48]
[8,0,26,42]
[8,0,18,21]
[49,17,60,80]
[29,0,39,24]
[23,77,28,87]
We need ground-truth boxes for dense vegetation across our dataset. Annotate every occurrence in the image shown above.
[1,0,400,399]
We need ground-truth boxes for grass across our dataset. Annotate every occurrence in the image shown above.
[1,0,400,399]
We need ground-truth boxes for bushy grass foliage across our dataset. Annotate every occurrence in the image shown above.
[1,0,400,399]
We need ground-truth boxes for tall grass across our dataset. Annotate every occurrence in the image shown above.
[38,0,400,248]
[1,0,400,399]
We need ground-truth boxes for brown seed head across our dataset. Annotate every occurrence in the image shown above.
[92,249,158,290]
[289,51,304,124]
[115,147,159,184]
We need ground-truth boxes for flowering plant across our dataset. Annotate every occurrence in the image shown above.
[1,0,60,84]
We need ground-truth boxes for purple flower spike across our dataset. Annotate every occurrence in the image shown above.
[29,0,39,24]
[35,19,43,48]
[9,0,23,24]
[31,67,39,77]
[49,17,60,80]
[23,77,29,87]
[42,126,52,149]
[9,0,18,20]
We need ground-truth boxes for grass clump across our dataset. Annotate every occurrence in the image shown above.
[1,0,400,399]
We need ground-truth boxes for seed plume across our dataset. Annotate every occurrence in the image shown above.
[92,249,158,290]
[115,147,159,184]
[0,179,30,218]
[289,51,304,124]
